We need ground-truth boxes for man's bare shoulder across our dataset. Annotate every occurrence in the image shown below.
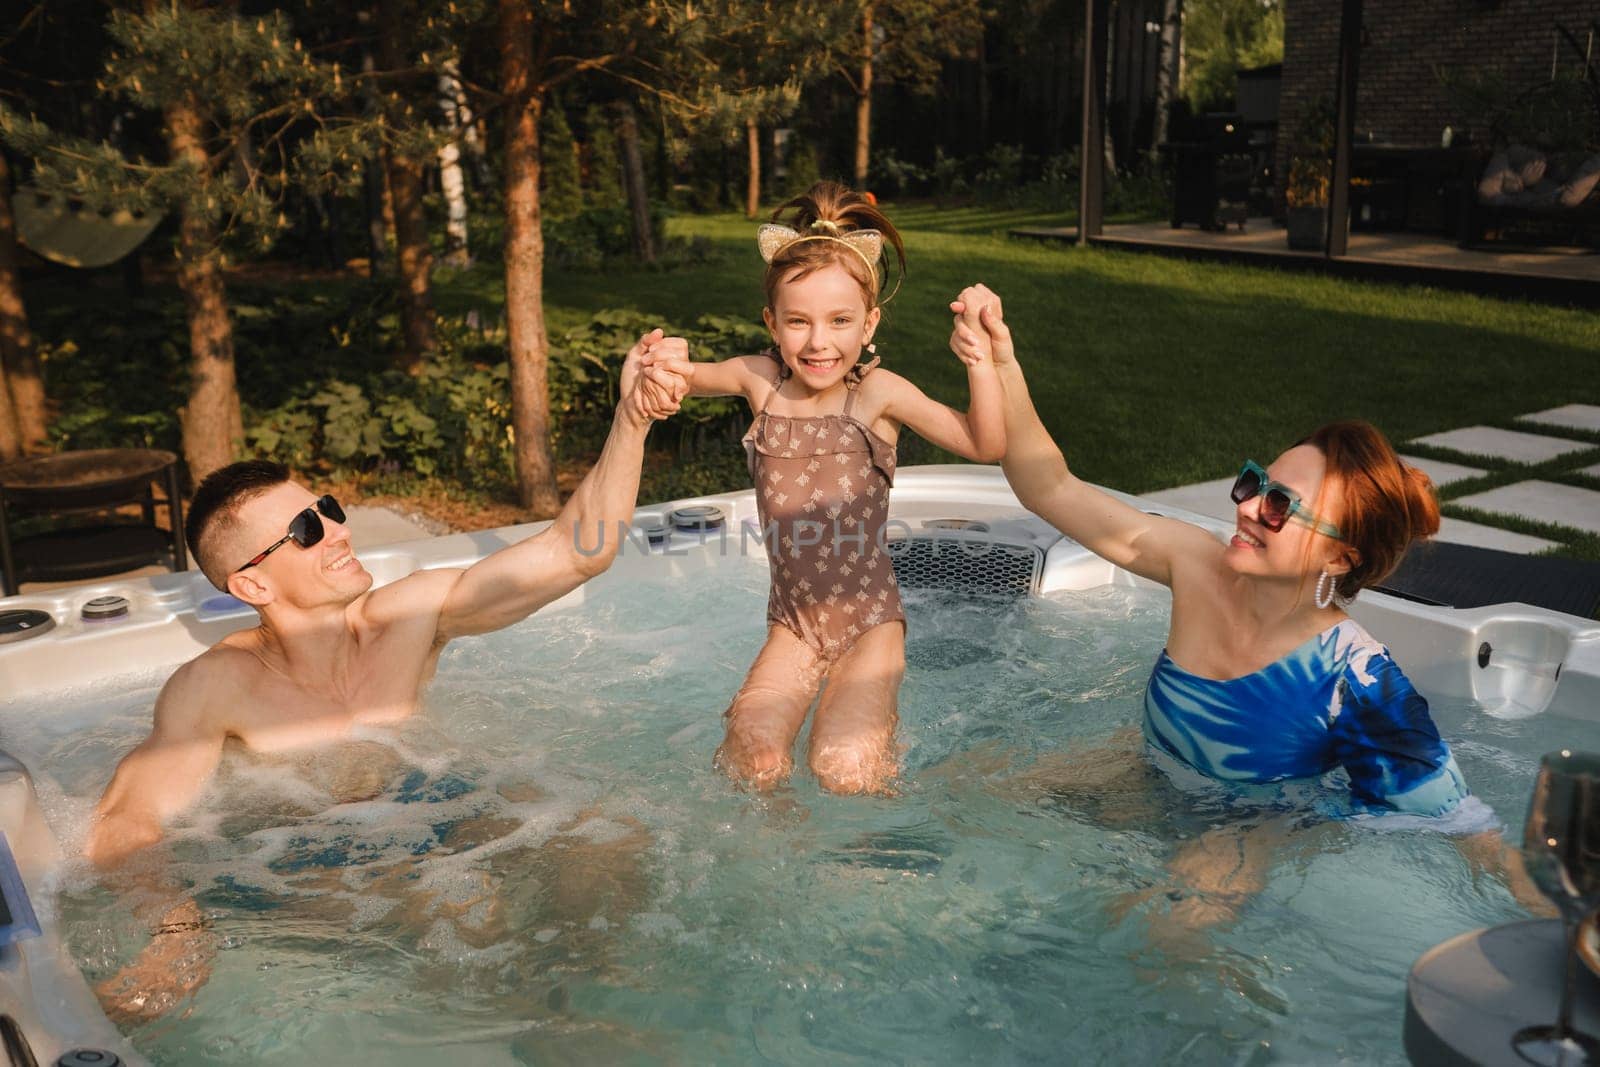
[153,645,257,736]
[357,566,464,629]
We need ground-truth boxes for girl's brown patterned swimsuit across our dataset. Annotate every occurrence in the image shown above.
[742,356,905,661]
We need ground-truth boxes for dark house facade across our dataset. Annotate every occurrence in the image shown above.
[1278,0,1596,222]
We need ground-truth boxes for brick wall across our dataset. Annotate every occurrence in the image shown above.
[1277,1,1594,197]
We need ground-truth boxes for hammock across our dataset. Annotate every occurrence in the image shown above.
[11,185,162,268]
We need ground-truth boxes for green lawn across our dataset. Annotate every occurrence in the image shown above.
[27,201,1593,558]
[438,205,1600,559]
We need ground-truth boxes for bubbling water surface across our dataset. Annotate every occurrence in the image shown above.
[0,565,1560,1065]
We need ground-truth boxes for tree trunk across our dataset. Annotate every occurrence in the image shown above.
[745,118,762,219]
[498,0,561,517]
[0,361,18,462]
[976,23,990,150]
[444,57,486,187]
[359,39,390,275]
[854,4,874,189]
[654,108,672,201]
[1152,0,1183,150]
[380,0,437,370]
[438,58,473,267]
[166,95,243,482]
[441,56,489,187]
[385,149,438,369]
[0,149,43,457]
[615,100,655,263]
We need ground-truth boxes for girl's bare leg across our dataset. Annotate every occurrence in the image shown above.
[807,622,905,795]
[714,625,824,790]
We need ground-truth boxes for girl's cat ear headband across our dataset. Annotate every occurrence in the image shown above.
[757,221,899,304]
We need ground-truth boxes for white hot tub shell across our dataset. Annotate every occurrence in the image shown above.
[0,465,1595,1064]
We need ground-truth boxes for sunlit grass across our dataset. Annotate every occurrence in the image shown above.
[456,209,1600,498]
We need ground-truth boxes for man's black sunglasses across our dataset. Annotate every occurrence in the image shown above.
[234,495,347,572]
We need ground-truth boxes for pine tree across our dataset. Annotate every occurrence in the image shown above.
[541,101,583,220]
[0,148,41,459]
[583,104,624,209]
[1,4,345,480]
[837,0,984,188]
[495,0,711,514]
[673,1,843,218]
[377,0,439,369]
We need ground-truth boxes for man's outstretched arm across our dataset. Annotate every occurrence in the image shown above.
[86,661,228,867]
[427,331,686,641]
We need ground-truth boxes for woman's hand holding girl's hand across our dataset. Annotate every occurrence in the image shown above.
[949,317,993,367]
[950,284,1014,367]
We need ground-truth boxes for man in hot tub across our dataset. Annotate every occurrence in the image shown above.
[85,329,690,867]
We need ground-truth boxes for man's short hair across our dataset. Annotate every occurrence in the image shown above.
[186,460,292,588]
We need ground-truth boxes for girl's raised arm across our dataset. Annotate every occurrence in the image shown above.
[878,338,1006,463]
[642,350,770,403]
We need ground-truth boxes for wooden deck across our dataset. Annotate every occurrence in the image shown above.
[1011,217,1600,307]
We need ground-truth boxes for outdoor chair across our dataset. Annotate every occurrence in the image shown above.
[1460,145,1600,249]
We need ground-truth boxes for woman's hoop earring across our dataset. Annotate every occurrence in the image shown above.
[1314,569,1338,610]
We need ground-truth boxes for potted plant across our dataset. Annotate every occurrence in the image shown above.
[1285,156,1331,249]
[1284,97,1335,250]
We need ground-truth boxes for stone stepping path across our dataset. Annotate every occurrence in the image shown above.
[1398,455,1484,488]
[1408,426,1590,465]
[1519,404,1600,434]
[1144,478,1238,523]
[1452,481,1600,537]
[1432,518,1558,553]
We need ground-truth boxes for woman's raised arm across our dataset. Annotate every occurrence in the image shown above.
[954,288,1216,588]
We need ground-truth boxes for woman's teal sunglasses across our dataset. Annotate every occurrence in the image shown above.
[1230,461,1344,540]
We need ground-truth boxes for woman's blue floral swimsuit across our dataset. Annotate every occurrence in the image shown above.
[1143,619,1468,817]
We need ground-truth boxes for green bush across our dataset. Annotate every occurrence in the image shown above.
[33,270,762,507]
[974,143,1027,202]
[872,151,930,198]
[930,146,972,202]
[543,204,670,269]
[245,319,516,489]
[243,306,768,494]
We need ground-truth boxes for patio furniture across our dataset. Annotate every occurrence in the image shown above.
[1163,113,1254,231]
[1461,146,1600,249]
[1344,145,1480,235]
[0,449,186,596]
[1405,919,1600,1066]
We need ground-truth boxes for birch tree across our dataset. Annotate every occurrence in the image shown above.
[437,55,473,267]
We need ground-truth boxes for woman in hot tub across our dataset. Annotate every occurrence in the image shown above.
[946,284,1544,931]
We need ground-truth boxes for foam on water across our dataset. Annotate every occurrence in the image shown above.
[0,568,1565,1065]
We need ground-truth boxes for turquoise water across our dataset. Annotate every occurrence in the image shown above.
[2,563,1566,1065]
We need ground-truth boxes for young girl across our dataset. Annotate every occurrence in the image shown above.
[644,182,1004,795]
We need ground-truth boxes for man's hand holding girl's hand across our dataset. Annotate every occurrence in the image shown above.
[622,330,691,422]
